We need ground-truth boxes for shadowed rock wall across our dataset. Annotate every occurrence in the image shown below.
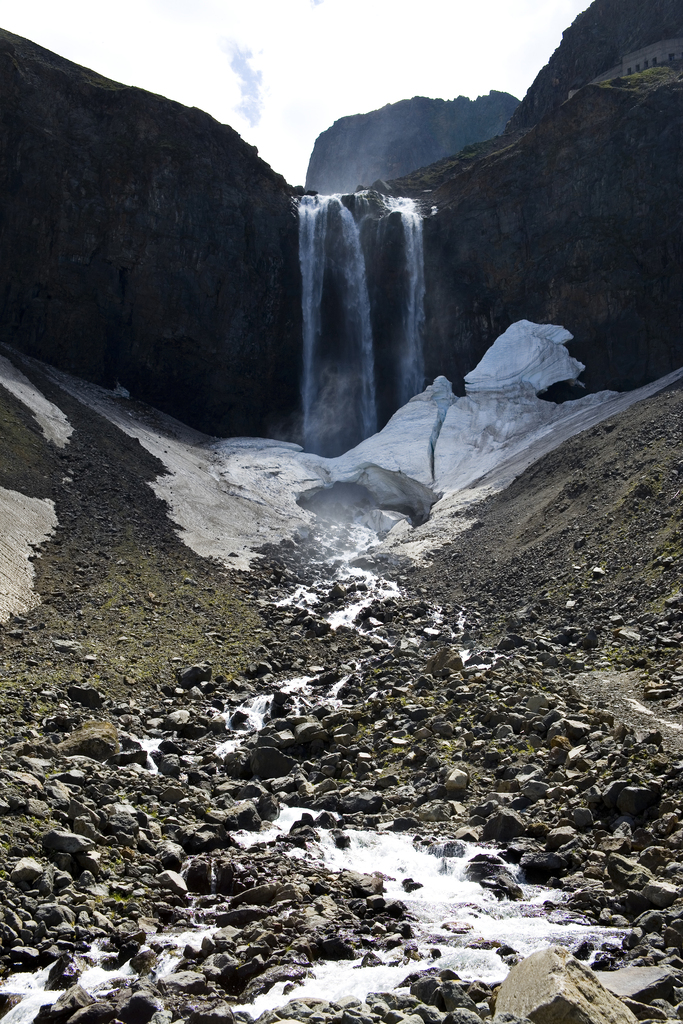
[507,0,683,133]
[305,92,519,196]
[392,69,683,395]
[0,28,301,438]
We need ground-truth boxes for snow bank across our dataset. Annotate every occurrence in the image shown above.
[320,376,453,519]
[0,487,57,623]
[0,351,72,446]
[316,323,598,519]
[464,320,584,394]
[18,320,681,569]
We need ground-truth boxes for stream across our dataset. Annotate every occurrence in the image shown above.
[0,509,625,1023]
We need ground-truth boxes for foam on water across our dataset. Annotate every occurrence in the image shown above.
[233,816,623,1014]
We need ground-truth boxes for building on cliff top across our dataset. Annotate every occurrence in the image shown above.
[568,37,683,97]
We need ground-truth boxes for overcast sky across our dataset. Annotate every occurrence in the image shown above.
[0,0,592,184]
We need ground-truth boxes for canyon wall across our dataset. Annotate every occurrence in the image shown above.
[0,28,301,438]
[506,0,683,132]
[305,92,519,196]
[394,67,683,396]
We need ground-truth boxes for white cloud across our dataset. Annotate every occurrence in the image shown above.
[0,0,593,184]
[222,40,264,127]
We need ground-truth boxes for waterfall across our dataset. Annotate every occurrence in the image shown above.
[386,197,426,406]
[299,195,330,451]
[338,201,377,443]
[299,191,425,457]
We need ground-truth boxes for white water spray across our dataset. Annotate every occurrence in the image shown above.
[387,196,426,404]
[298,191,425,455]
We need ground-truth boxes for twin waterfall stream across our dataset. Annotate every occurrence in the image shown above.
[299,192,425,457]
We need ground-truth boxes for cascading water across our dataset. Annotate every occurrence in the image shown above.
[299,191,425,457]
[299,194,377,457]
[385,197,426,406]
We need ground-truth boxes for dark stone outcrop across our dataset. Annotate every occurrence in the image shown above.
[305,92,519,196]
[0,28,301,437]
[391,67,683,395]
[506,0,683,133]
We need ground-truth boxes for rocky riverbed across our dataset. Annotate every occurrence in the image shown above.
[0,358,683,1024]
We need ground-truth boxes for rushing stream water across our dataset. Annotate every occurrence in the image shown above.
[0,517,625,1023]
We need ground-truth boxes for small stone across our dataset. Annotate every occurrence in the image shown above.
[445,768,469,793]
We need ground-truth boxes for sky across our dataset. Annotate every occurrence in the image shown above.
[0,0,592,185]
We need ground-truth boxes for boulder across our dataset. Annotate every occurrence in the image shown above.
[600,966,674,1004]
[495,945,638,1023]
[35,903,76,927]
[232,883,280,907]
[439,981,479,1013]
[616,786,659,817]
[641,880,679,908]
[35,986,95,1024]
[178,664,212,689]
[156,840,184,871]
[56,722,119,761]
[223,800,262,832]
[445,768,469,793]
[42,830,93,855]
[606,854,653,893]
[417,801,452,822]
[157,870,188,897]
[250,746,297,780]
[425,648,464,675]
[520,851,568,881]
[67,685,103,709]
[188,1003,234,1024]
[443,1013,483,1024]
[663,919,683,948]
[340,870,383,897]
[339,790,383,814]
[546,827,576,851]
[116,992,162,1024]
[159,971,209,996]
[11,856,44,884]
[482,809,526,842]
[67,1004,117,1024]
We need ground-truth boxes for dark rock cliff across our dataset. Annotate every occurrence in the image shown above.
[391,67,683,395]
[305,92,519,196]
[0,28,301,438]
[507,0,683,133]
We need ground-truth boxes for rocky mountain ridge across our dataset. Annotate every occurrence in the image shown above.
[506,0,683,132]
[0,27,301,439]
[304,92,519,196]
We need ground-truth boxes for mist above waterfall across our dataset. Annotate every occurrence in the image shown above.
[299,190,426,457]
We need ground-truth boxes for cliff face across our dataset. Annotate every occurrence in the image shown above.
[305,92,519,195]
[0,29,301,438]
[392,67,683,396]
[507,0,683,133]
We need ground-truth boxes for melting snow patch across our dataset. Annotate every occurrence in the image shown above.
[0,352,72,447]
[0,487,57,624]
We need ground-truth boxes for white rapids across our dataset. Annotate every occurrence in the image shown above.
[234,818,622,1017]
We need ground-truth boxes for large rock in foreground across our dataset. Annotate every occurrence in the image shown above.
[495,946,638,1023]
